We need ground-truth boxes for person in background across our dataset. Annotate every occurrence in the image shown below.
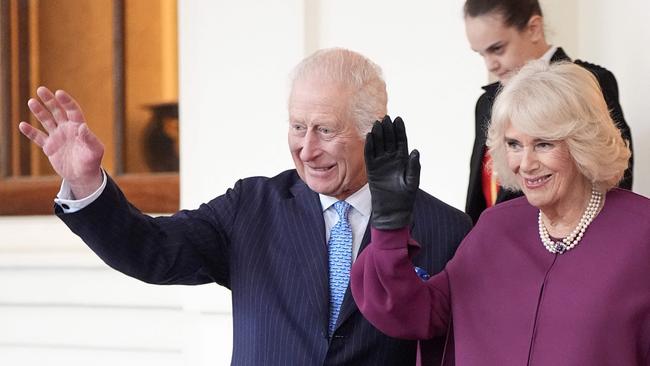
[18,48,471,365]
[352,61,649,365]
[463,0,633,224]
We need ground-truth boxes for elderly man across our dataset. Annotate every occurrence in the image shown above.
[18,48,471,365]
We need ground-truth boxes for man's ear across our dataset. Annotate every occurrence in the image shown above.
[526,15,545,43]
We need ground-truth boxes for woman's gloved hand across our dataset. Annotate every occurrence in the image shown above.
[365,115,420,230]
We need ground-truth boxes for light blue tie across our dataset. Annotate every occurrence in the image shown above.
[328,200,352,336]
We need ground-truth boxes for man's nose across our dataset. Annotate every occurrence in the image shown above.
[299,131,321,161]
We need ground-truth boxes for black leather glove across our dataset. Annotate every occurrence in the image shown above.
[365,115,420,230]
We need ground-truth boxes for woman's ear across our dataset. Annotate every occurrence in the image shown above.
[526,15,545,43]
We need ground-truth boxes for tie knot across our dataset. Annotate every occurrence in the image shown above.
[333,200,351,219]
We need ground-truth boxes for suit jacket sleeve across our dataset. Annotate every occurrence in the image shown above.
[57,174,238,287]
[351,227,452,340]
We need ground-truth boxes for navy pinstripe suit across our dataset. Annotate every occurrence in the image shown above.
[58,169,471,365]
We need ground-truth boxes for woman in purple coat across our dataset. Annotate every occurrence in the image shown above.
[352,61,650,365]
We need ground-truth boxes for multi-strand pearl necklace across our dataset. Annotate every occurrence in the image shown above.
[538,188,603,254]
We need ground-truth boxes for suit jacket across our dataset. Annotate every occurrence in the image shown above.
[58,169,472,366]
[465,47,634,224]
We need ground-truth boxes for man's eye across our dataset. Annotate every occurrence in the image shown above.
[290,124,307,135]
[318,127,333,134]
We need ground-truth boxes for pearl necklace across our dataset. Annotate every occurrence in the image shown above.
[538,188,603,254]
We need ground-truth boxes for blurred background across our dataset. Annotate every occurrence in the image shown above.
[1,0,648,365]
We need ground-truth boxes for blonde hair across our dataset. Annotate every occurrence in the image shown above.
[289,48,387,136]
[487,60,630,191]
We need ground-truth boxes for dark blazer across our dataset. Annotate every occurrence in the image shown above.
[465,47,634,224]
[58,169,472,366]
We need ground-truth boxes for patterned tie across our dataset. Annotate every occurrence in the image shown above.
[328,200,352,336]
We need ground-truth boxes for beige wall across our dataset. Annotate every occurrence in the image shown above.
[0,216,232,365]
[575,0,650,196]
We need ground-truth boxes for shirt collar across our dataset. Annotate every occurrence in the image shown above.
[540,45,558,64]
[319,184,371,217]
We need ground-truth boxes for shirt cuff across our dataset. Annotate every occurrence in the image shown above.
[54,170,108,213]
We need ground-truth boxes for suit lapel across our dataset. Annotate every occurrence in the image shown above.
[550,47,571,63]
[357,222,373,258]
[282,179,386,336]
[284,179,330,337]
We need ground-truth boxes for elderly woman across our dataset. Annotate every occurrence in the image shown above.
[352,61,649,365]
[462,0,633,224]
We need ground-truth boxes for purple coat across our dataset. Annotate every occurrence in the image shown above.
[352,189,650,365]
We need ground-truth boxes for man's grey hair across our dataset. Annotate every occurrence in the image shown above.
[289,47,388,136]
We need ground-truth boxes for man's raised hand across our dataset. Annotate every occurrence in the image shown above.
[18,86,104,199]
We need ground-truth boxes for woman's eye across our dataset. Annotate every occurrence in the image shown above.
[506,140,520,149]
[489,44,504,55]
[536,142,554,150]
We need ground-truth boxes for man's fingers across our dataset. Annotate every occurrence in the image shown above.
[27,98,57,134]
[36,86,68,125]
[55,89,86,123]
[18,122,47,148]
[79,123,103,151]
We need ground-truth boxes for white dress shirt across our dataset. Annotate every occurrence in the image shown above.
[55,170,108,213]
[319,184,371,261]
[540,45,559,64]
